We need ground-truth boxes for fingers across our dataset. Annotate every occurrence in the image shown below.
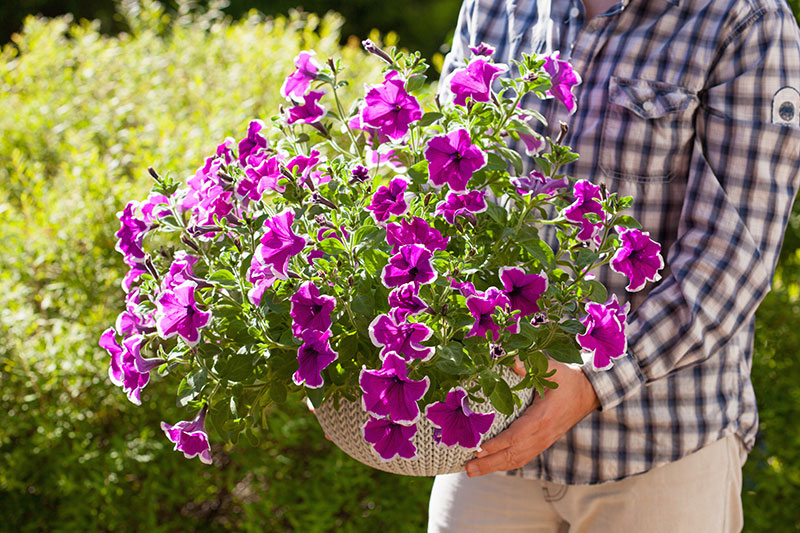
[466,439,540,476]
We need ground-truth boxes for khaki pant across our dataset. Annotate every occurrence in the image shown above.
[428,435,747,532]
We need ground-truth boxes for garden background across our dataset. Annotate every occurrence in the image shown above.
[1,0,798,531]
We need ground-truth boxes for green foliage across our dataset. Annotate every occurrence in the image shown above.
[742,207,800,531]
[0,4,433,531]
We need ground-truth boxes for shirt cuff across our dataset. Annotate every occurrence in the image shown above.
[581,346,646,411]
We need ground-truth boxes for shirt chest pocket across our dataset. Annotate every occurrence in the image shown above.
[599,77,698,183]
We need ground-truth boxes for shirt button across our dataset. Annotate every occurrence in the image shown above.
[642,100,656,113]
[570,6,581,18]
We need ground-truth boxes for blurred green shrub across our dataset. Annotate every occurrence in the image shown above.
[0,2,433,531]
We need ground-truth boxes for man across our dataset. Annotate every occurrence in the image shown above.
[428,0,800,530]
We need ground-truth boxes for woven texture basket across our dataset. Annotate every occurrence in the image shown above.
[313,366,535,477]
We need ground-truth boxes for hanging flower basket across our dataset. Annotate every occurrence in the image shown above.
[314,365,533,476]
[101,39,664,472]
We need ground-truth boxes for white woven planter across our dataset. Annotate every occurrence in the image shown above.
[313,367,535,477]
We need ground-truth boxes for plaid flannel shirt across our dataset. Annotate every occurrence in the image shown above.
[442,0,800,484]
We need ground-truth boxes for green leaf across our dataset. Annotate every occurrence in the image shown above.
[319,237,346,256]
[486,152,508,171]
[489,378,515,416]
[479,371,499,397]
[435,342,472,375]
[306,386,325,409]
[269,381,287,403]
[221,352,256,382]
[545,335,583,364]
[407,160,429,184]
[177,369,208,407]
[575,248,599,268]
[417,112,443,128]
[521,238,555,267]
[586,280,608,303]
[614,215,642,229]
[486,202,507,225]
[209,269,239,288]
[360,248,389,276]
[558,319,585,335]
[405,74,427,93]
[493,144,524,175]
[505,333,532,351]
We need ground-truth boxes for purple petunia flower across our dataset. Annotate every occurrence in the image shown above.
[363,416,417,461]
[140,193,170,225]
[515,114,545,155]
[99,328,151,405]
[388,282,429,321]
[435,190,488,225]
[385,217,449,254]
[290,281,336,337]
[122,263,147,293]
[125,334,165,374]
[360,352,430,423]
[465,287,509,341]
[563,179,605,243]
[577,299,628,371]
[366,176,411,224]
[360,71,423,141]
[350,164,370,182]
[238,120,269,165]
[116,289,155,337]
[115,201,148,264]
[246,252,278,307]
[155,281,211,346]
[368,314,434,361]
[511,171,569,197]
[216,137,235,164]
[281,50,320,100]
[469,42,495,57]
[425,129,487,192]
[610,227,665,292]
[381,244,438,288]
[286,150,328,189]
[293,329,338,388]
[181,157,222,213]
[425,388,495,449]
[192,182,235,232]
[447,58,507,107]
[246,152,285,197]
[499,267,548,317]
[543,51,582,115]
[252,209,307,279]
[161,404,213,465]
[450,278,478,298]
[287,90,326,124]
[162,251,198,292]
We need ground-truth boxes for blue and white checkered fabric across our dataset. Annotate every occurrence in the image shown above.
[442,0,800,484]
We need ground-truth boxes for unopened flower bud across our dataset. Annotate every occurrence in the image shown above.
[327,57,336,72]
[440,303,448,316]
[362,39,393,65]
[349,164,369,184]
[310,121,329,138]
[144,255,159,280]
[424,192,433,206]
[148,167,160,180]
[180,234,200,252]
[348,275,354,287]
[557,121,569,144]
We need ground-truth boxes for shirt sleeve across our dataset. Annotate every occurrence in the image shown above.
[584,5,800,410]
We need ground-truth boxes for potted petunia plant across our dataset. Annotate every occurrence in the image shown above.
[101,40,664,475]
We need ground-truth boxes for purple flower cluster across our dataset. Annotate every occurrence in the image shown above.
[543,52,582,115]
[447,58,507,107]
[290,281,338,388]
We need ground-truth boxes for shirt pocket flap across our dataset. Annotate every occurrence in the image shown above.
[609,77,696,119]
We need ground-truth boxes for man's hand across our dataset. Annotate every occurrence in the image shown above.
[465,360,600,477]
